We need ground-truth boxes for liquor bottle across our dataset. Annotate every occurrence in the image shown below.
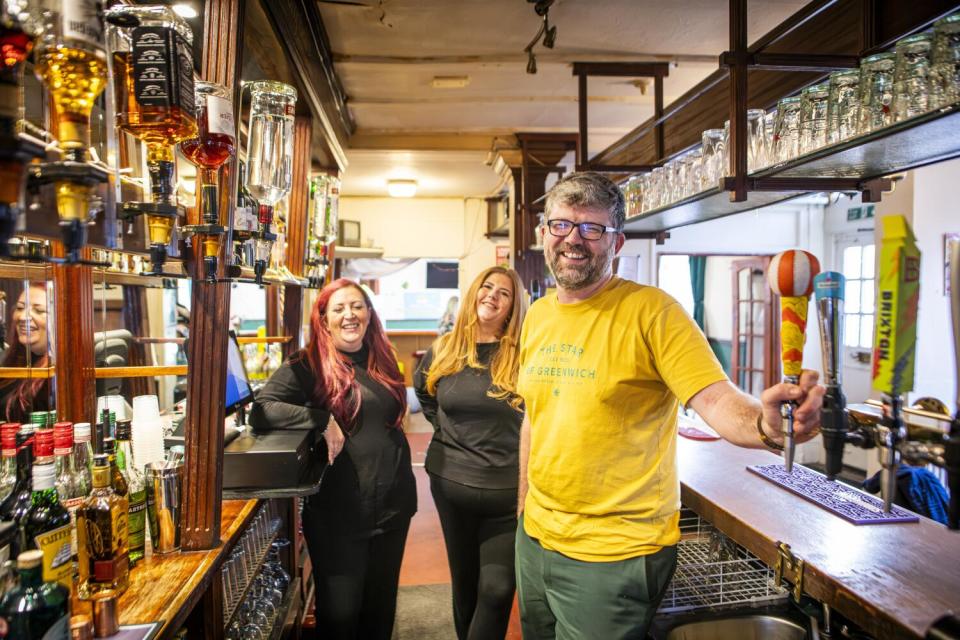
[0,549,70,639]
[0,431,33,537]
[180,81,236,281]
[76,455,129,600]
[22,427,72,589]
[0,423,20,503]
[105,4,198,273]
[114,419,145,564]
[53,422,86,557]
[102,437,127,497]
[72,422,93,491]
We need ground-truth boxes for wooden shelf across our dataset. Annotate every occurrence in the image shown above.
[70,499,260,640]
[756,101,960,181]
[0,366,54,379]
[622,186,805,233]
[333,246,384,260]
[678,438,960,640]
[94,365,187,378]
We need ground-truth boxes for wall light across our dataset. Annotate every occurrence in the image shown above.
[387,179,417,198]
[172,3,199,19]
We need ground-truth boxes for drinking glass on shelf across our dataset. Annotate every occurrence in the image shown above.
[638,173,652,213]
[685,149,703,197]
[859,52,896,133]
[746,108,767,171]
[799,82,831,154]
[701,128,725,188]
[624,176,638,217]
[826,69,861,143]
[932,14,960,108]
[650,166,666,209]
[773,96,802,162]
[893,33,934,121]
[664,158,680,205]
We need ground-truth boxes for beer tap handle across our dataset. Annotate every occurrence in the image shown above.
[815,271,848,480]
[767,250,821,473]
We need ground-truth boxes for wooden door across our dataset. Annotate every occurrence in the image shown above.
[731,257,778,396]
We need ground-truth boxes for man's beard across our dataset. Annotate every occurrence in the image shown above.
[545,241,614,291]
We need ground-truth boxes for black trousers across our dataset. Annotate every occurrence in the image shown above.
[430,473,517,640]
[302,508,411,640]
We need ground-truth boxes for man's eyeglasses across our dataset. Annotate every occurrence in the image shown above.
[545,219,619,241]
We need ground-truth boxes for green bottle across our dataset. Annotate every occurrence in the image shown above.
[23,428,72,590]
[0,549,70,639]
[114,419,145,564]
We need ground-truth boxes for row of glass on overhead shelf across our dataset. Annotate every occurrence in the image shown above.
[0,0,338,285]
[621,12,960,217]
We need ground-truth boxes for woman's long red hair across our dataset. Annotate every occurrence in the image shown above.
[303,279,406,429]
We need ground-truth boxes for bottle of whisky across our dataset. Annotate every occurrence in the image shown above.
[102,437,127,498]
[22,427,72,589]
[0,549,70,639]
[114,419,145,564]
[76,455,129,600]
[0,423,20,503]
[32,0,108,162]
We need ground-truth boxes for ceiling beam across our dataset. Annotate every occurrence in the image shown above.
[347,95,661,105]
[332,52,717,65]
[349,131,510,151]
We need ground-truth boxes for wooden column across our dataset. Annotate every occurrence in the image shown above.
[286,117,312,280]
[120,285,155,398]
[265,285,280,335]
[282,285,303,358]
[727,0,748,202]
[53,245,96,422]
[181,0,245,552]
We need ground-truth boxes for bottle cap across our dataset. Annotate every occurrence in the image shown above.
[15,428,35,451]
[16,549,43,569]
[33,427,55,459]
[29,411,48,426]
[74,422,92,441]
[70,615,94,640]
[54,421,74,452]
[92,595,120,638]
[0,423,20,452]
[115,418,132,441]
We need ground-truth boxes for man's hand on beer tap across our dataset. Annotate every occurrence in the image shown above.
[760,369,826,445]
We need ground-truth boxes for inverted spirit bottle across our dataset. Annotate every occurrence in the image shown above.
[76,455,129,599]
[243,81,296,284]
[23,427,72,589]
[180,81,236,281]
[114,419,145,564]
[106,4,197,274]
[0,549,70,639]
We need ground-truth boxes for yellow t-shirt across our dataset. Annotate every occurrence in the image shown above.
[517,277,728,562]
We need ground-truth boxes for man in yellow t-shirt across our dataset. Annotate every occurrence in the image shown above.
[515,172,825,640]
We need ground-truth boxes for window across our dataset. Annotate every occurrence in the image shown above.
[372,259,459,331]
[656,255,694,317]
[838,236,876,350]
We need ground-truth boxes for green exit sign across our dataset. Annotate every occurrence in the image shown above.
[847,205,875,221]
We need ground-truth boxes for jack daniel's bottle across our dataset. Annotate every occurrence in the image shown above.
[76,455,128,600]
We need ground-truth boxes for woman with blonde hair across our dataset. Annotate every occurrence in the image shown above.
[414,266,527,640]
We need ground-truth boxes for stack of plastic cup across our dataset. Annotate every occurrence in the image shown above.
[96,395,132,422]
[131,395,166,472]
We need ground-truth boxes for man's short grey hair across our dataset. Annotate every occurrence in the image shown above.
[543,172,626,232]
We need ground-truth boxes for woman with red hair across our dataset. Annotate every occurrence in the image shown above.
[0,283,53,422]
[252,278,416,640]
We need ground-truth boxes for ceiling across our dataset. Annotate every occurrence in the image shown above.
[317,0,808,198]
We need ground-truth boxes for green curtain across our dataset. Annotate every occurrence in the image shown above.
[689,255,706,330]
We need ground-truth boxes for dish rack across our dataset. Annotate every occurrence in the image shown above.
[657,509,788,614]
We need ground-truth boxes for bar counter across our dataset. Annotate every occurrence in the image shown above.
[70,498,261,638]
[678,438,960,639]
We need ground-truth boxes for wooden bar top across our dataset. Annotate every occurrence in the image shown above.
[678,438,960,640]
[71,498,260,638]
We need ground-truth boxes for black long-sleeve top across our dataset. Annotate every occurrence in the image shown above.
[251,346,417,537]
[413,343,522,490]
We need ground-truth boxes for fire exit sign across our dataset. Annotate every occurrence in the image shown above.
[847,205,875,221]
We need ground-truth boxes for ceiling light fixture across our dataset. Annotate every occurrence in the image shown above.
[172,3,199,19]
[523,0,557,74]
[387,179,417,198]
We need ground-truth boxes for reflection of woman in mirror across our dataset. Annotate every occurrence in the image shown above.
[0,283,52,422]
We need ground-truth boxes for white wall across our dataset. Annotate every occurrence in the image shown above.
[459,197,505,296]
[339,197,466,259]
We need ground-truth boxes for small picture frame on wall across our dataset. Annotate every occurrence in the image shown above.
[339,220,361,247]
[944,233,960,296]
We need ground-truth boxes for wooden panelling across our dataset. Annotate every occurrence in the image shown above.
[181,0,245,552]
[286,117,312,278]
[282,284,303,359]
[53,244,96,422]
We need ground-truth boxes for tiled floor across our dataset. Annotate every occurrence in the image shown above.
[401,428,523,639]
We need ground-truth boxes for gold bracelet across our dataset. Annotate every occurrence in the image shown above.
[756,413,784,451]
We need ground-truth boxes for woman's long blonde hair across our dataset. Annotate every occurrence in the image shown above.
[424,266,527,410]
